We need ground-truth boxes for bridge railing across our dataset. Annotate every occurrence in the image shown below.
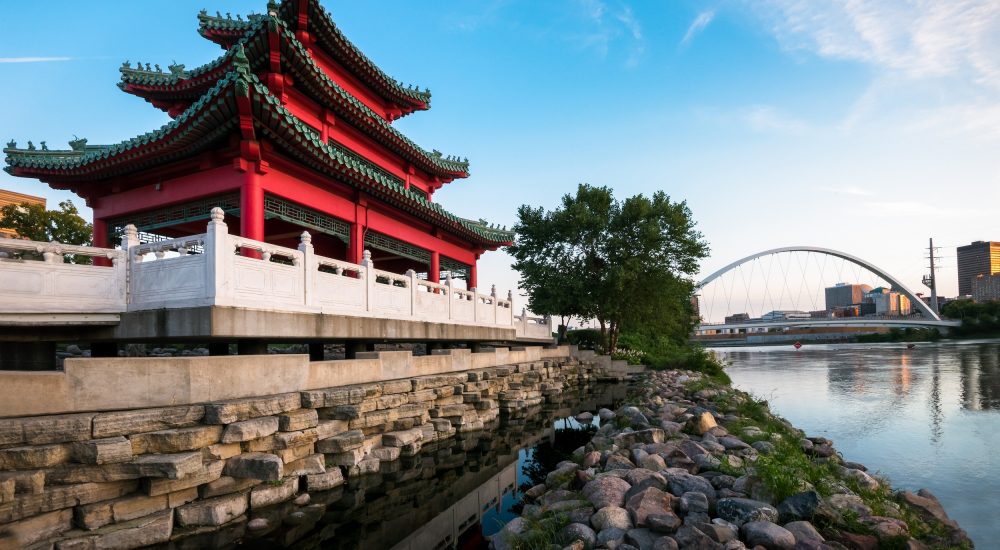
[0,208,555,339]
[0,236,126,314]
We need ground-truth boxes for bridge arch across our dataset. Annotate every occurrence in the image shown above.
[697,246,940,321]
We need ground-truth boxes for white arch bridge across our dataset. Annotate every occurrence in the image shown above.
[694,246,959,336]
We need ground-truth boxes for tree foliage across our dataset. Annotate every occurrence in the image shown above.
[0,200,93,263]
[0,200,92,245]
[941,299,1000,336]
[508,184,708,352]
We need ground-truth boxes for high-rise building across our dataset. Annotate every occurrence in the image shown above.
[865,287,911,316]
[957,241,1000,297]
[824,283,872,310]
[972,273,1000,303]
[0,189,46,239]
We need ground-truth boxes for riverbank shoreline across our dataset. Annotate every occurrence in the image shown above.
[494,368,972,550]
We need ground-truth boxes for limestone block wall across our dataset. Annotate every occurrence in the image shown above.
[0,354,605,549]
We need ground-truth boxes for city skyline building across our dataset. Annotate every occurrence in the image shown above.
[0,188,46,239]
[957,241,1000,298]
[972,273,1000,304]
[824,282,872,310]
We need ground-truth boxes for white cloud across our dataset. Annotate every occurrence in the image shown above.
[753,0,1000,88]
[746,1,1000,138]
[0,57,72,63]
[681,10,716,46]
[572,0,645,66]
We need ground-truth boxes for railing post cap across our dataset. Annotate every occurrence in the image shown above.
[210,207,225,222]
[300,231,312,244]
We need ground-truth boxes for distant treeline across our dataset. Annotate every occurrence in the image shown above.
[941,299,1000,337]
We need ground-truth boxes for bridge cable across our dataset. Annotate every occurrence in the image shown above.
[736,260,750,318]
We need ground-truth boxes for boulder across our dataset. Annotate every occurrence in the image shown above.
[715,498,779,527]
[782,521,824,543]
[680,491,710,515]
[664,471,717,503]
[592,506,633,530]
[740,521,795,550]
[647,513,683,534]
[561,522,597,547]
[583,476,632,509]
[692,411,717,435]
[606,454,637,471]
[491,517,524,550]
[626,527,657,550]
[673,525,723,549]
[777,491,821,522]
[597,527,627,548]
[627,487,674,527]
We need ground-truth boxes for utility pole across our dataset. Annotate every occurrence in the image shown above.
[922,238,939,314]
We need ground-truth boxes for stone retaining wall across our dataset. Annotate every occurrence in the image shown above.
[0,354,610,549]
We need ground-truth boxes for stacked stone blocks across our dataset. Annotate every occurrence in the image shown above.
[0,357,592,548]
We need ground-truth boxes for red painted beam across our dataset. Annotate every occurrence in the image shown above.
[91,165,244,220]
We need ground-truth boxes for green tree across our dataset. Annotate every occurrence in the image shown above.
[509,184,708,352]
[0,200,93,262]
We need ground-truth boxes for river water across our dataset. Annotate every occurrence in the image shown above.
[713,340,1000,547]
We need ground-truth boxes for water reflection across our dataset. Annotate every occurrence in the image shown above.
[162,383,628,550]
[717,340,1000,547]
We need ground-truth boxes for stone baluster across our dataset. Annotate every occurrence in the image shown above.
[491,284,498,326]
[508,290,514,325]
[206,208,234,306]
[406,269,417,317]
[361,250,374,313]
[446,273,454,321]
[299,231,316,308]
[471,285,478,323]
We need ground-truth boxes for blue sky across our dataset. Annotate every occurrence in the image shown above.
[3,0,1000,308]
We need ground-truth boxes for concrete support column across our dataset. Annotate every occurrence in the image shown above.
[308,342,325,362]
[90,342,118,358]
[240,172,264,257]
[208,343,230,356]
[0,342,56,371]
[344,341,373,359]
[238,340,267,356]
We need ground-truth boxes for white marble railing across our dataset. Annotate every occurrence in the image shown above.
[0,208,554,339]
[0,237,126,314]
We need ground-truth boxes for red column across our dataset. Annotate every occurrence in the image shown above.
[92,218,110,266]
[240,172,264,257]
[469,261,478,290]
[347,202,366,265]
[348,222,363,265]
[429,251,440,283]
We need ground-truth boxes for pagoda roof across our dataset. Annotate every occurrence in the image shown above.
[197,1,430,114]
[119,15,469,180]
[4,65,512,248]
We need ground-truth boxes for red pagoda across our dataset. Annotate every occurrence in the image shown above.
[3,0,512,288]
